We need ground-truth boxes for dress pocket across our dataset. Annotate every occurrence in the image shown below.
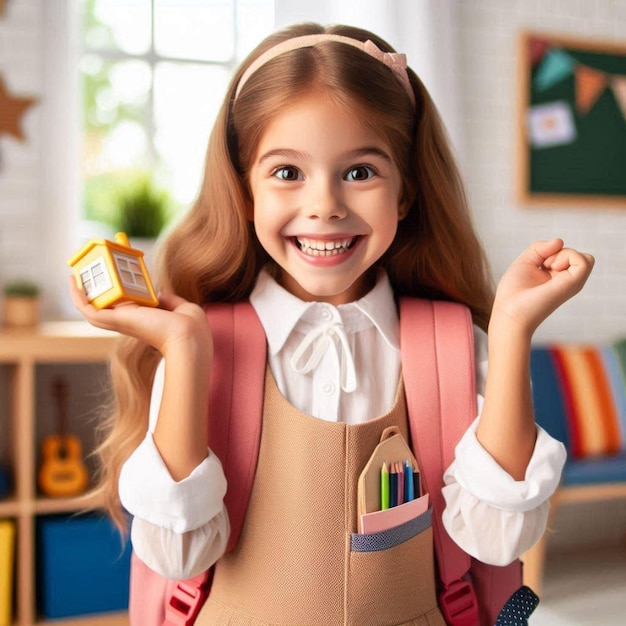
[347,508,443,626]
[351,506,432,552]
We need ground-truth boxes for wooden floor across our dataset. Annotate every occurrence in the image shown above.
[531,545,626,624]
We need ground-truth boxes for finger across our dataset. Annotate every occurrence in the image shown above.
[520,238,564,266]
[68,275,90,310]
[157,292,187,311]
[68,275,134,331]
[544,248,594,273]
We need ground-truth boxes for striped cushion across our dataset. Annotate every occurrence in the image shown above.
[530,343,626,459]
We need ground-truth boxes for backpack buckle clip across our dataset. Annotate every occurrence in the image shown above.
[439,579,479,626]
[164,576,209,626]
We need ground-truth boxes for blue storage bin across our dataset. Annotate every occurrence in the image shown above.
[37,514,131,618]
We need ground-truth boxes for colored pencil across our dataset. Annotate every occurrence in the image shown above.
[404,460,414,501]
[389,466,398,508]
[380,462,390,510]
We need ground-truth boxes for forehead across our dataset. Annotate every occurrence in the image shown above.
[254,94,393,160]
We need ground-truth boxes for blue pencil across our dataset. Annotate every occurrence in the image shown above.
[404,460,414,501]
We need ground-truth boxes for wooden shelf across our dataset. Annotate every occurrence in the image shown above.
[34,610,129,626]
[0,496,19,517]
[0,322,122,626]
[0,322,116,362]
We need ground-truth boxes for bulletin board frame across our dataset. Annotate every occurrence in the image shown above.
[516,31,626,208]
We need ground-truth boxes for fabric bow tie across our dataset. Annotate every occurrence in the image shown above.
[290,322,357,393]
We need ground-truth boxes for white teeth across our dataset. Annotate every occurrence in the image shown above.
[296,237,355,257]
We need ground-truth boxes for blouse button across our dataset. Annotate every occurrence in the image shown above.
[321,307,333,321]
[322,381,336,395]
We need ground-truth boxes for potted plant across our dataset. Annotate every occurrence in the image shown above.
[115,173,171,240]
[3,280,41,328]
[108,172,172,271]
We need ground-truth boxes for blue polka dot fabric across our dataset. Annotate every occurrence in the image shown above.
[495,585,540,625]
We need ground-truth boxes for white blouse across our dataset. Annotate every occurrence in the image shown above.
[119,269,566,579]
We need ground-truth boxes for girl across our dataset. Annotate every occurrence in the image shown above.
[71,22,594,625]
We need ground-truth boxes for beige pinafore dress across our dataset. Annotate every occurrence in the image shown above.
[196,372,446,626]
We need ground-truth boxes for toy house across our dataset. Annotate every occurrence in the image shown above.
[68,232,158,309]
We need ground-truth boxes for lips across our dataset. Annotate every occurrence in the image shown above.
[295,236,358,257]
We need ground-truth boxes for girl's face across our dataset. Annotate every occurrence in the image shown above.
[248,94,405,305]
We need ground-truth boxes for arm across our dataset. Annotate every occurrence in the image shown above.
[118,359,229,577]
[442,326,566,565]
[69,280,213,480]
[476,239,594,479]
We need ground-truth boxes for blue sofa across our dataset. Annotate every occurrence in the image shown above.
[522,339,626,594]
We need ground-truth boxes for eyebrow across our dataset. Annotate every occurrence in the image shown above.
[256,146,393,165]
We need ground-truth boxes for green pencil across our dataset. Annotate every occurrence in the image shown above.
[380,461,390,510]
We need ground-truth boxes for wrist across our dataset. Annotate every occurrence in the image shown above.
[488,306,535,344]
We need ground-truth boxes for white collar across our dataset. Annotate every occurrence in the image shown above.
[249,268,400,356]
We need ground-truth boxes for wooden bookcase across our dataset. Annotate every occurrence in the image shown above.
[0,322,129,626]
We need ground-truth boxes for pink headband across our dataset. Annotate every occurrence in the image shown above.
[234,34,415,107]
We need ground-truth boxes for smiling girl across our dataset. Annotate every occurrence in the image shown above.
[71,22,593,625]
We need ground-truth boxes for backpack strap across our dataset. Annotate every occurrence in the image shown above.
[399,298,479,626]
[206,301,266,552]
[161,301,266,626]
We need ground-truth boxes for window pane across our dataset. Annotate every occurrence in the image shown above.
[82,57,151,175]
[82,0,151,55]
[236,0,274,59]
[154,0,234,61]
[153,62,231,204]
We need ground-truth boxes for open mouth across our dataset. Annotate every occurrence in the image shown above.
[294,236,359,257]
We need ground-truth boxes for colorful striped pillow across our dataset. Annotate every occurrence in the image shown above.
[530,343,626,459]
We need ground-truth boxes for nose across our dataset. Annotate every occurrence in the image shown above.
[304,178,347,221]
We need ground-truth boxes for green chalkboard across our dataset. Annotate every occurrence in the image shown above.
[518,32,626,205]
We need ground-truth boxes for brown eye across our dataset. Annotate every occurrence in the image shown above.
[273,166,302,181]
[345,165,375,181]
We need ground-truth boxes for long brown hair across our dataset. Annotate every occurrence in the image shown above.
[96,22,494,528]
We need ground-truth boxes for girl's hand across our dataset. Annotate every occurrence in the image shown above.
[491,238,594,336]
[68,276,213,358]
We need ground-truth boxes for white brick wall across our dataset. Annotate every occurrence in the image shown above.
[1,0,625,343]
[0,0,44,290]
[456,0,626,344]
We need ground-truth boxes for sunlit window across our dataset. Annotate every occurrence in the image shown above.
[79,0,274,233]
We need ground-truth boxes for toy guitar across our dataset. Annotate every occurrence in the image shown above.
[38,377,89,498]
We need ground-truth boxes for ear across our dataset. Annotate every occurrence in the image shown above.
[397,197,410,221]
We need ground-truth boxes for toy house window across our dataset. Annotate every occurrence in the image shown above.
[113,253,149,292]
[80,257,113,299]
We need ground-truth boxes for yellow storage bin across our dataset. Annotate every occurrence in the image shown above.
[0,519,15,626]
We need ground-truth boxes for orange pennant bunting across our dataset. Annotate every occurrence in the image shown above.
[575,64,608,115]
[611,76,626,123]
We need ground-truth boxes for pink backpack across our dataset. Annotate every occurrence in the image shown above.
[129,299,521,626]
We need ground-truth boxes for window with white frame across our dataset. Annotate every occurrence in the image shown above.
[79,256,113,299]
[78,0,274,230]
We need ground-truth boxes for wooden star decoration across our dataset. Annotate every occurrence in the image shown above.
[0,75,37,141]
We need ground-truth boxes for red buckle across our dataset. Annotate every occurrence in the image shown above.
[439,580,480,626]
[164,578,209,626]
